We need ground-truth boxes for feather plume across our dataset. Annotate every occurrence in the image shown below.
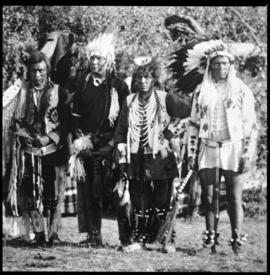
[184,40,228,75]
[68,135,93,182]
[108,87,119,127]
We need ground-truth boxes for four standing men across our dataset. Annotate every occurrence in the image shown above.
[4,28,258,255]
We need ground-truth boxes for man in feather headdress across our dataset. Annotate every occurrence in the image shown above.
[114,56,191,253]
[70,29,129,247]
[5,50,71,246]
[187,41,258,254]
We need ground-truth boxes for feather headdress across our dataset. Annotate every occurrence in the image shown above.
[85,28,117,70]
[85,28,120,127]
[183,39,234,76]
[166,14,264,94]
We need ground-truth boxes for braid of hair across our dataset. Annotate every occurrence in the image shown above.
[153,89,162,124]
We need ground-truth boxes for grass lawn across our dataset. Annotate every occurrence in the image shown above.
[2,211,267,272]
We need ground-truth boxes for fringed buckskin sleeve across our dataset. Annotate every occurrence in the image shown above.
[241,82,258,160]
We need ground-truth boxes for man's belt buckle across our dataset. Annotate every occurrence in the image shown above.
[203,139,230,148]
[40,147,46,155]
[217,141,222,148]
[24,143,58,156]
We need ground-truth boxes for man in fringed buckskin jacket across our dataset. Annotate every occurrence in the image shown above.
[187,42,258,254]
[11,50,71,246]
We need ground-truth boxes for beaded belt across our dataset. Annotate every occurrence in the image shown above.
[23,143,61,156]
[201,139,232,148]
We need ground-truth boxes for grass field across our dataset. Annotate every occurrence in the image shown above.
[2,212,267,272]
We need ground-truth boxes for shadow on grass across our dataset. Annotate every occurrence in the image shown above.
[156,267,210,272]
[144,243,199,256]
[4,238,119,250]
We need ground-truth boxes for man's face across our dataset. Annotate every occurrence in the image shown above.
[29,61,48,88]
[210,56,231,82]
[89,50,108,77]
[135,73,154,94]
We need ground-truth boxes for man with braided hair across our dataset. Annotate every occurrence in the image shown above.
[8,50,71,246]
[70,30,129,247]
[187,41,258,254]
[114,56,191,253]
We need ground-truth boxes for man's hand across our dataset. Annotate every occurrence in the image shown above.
[187,156,195,171]
[170,137,180,155]
[98,144,114,157]
[34,135,50,147]
[74,129,83,139]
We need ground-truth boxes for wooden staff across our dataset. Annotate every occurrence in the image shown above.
[214,143,221,219]
[31,152,36,199]
[211,142,221,254]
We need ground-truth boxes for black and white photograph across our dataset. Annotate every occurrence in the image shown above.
[2,5,267,272]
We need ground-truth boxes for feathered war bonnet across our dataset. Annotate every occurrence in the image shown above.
[85,28,117,72]
[183,39,238,109]
[183,39,234,75]
[84,28,120,127]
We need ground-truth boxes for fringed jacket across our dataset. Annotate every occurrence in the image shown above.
[114,89,191,181]
[15,80,71,153]
[187,78,258,160]
[4,79,71,216]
